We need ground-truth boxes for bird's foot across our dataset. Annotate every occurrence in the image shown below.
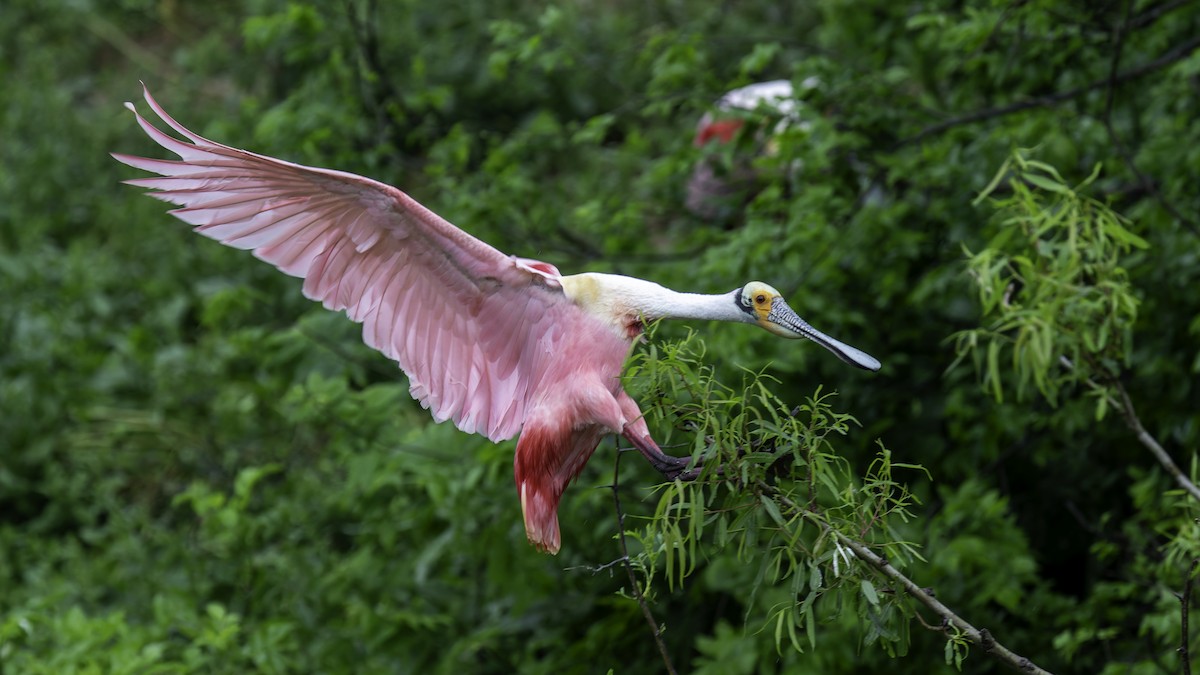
[646,451,702,481]
[621,429,710,481]
[661,462,712,482]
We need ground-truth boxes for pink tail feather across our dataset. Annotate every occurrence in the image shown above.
[519,479,563,554]
[513,417,606,555]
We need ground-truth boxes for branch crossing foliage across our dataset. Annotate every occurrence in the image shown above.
[622,333,937,660]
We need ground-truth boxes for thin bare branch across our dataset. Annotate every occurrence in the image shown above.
[1113,380,1200,502]
[898,35,1200,147]
[84,14,177,82]
[1061,355,1200,503]
[612,448,677,675]
[1128,0,1199,31]
[1100,0,1199,234]
[1181,559,1198,675]
[343,0,430,167]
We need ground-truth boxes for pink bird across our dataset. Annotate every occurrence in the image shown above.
[114,86,880,554]
[686,79,808,219]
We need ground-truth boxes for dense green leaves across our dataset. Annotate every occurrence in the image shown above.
[3,0,1199,672]
[957,151,1148,408]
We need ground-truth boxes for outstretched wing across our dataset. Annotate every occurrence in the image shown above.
[113,85,573,442]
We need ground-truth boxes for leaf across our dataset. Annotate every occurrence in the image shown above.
[774,609,786,654]
[973,157,1011,205]
[1023,159,1066,182]
[861,579,880,606]
[760,494,787,528]
[986,339,1003,403]
[1022,172,1070,194]
[806,606,817,649]
[738,42,781,77]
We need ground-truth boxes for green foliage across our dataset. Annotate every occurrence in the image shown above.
[623,333,925,659]
[954,150,1200,672]
[4,0,1200,673]
[956,150,1148,410]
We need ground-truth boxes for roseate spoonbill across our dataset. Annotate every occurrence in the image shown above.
[687,79,807,219]
[688,79,887,220]
[114,86,880,554]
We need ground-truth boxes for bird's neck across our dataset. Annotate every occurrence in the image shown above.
[649,289,747,322]
[561,273,748,336]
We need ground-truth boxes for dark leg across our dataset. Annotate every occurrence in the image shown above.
[616,391,711,481]
[621,428,694,476]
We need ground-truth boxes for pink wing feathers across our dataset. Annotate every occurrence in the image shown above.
[113,85,574,442]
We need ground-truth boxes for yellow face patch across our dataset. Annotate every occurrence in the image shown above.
[751,291,773,323]
[741,281,781,325]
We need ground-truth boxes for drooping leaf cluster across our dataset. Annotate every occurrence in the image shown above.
[957,152,1149,409]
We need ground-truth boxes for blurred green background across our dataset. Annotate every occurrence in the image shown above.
[2,0,1199,672]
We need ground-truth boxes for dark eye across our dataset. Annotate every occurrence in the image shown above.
[755,294,766,304]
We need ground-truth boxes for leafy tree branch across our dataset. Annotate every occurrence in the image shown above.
[624,334,1046,671]
[760,481,1053,675]
[899,34,1200,147]
[956,151,1200,503]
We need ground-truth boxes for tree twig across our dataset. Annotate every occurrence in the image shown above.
[1181,559,1198,675]
[343,0,429,162]
[1099,0,1199,235]
[1128,0,1198,31]
[1102,0,1133,125]
[612,447,677,675]
[759,481,1054,675]
[1060,355,1200,503]
[898,35,1200,147]
[84,14,177,83]
[1113,379,1200,502]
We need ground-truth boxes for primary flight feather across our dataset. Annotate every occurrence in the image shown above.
[114,85,881,554]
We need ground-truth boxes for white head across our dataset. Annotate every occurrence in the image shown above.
[734,281,881,371]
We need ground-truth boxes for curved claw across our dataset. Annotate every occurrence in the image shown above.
[662,463,710,482]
